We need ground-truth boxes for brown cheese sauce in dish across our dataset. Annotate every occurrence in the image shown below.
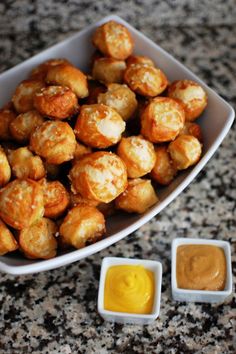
[176,244,226,291]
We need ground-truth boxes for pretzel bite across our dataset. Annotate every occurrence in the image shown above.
[69,151,128,203]
[115,178,158,214]
[8,147,45,180]
[150,146,177,185]
[12,79,45,113]
[0,219,18,255]
[30,120,76,164]
[126,55,155,67]
[141,97,185,143]
[92,20,134,60]
[117,136,156,178]
[179,122,203,142]
[30,58,71,80]
[40,179,70,218]
[73,142,92,164]
[59,205,105,249]
[34,86,78,120]
[19,218,57,259]
[0,106,17,140]
[46,63,88,98]
[92,58,126,84]
[9,110,45,144]
[74,104,125,148]
[0,146,11,187]
[0,179,44,230]
[97,83,137,121]
[124,64,168,97]
[168,80,207,121]
[168,134,202,170]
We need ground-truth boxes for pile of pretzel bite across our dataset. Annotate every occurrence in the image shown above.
[0,21,207,260]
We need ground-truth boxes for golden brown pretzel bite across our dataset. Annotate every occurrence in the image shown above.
[30,120,76,164]
[0,146,11,187]
[30,58,71,80]
[74,104,125,149]
[141,97,185,143]
[40,179,70,218]
[0,219,18,255]
[126,55,155,67]
[92,20,134,60]
[59,205,105,249]
[150,146,177,185]
[168,80,207,121]
[34,86,78,120]
[97,83,137,121]
[0,105,17,140]
[9,110,45,143]
[8,147,45,180]
[12,79,45,113]
[19,218,57,259]
[179,122,203,142]
[92,58,126,84]
[124,64,168,97]
[117,136,156,178]
[168,134,202,170]
[46,63,88,98]
[115,178,158,214]
[69,151,128,203]
[0,179,44,230]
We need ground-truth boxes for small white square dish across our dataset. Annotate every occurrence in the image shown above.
[171,238,232,303]
[97,257,162,325]
[0,15,234,274]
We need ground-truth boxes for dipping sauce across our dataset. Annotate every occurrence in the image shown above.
[104,265,154,314]
[176,245,226,291]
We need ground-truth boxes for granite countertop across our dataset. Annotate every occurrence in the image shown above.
[0,1,235,353]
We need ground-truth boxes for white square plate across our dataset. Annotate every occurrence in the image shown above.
[0,15,234,274]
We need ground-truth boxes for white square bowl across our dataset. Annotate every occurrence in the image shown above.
[0,15,234,274]
[97,257,162,325]
[171,238,233,303]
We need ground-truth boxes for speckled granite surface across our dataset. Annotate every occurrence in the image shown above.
[0,1,236,353]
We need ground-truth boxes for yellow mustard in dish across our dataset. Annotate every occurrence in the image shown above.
[176,244,226,291]
[104,265,155,314]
